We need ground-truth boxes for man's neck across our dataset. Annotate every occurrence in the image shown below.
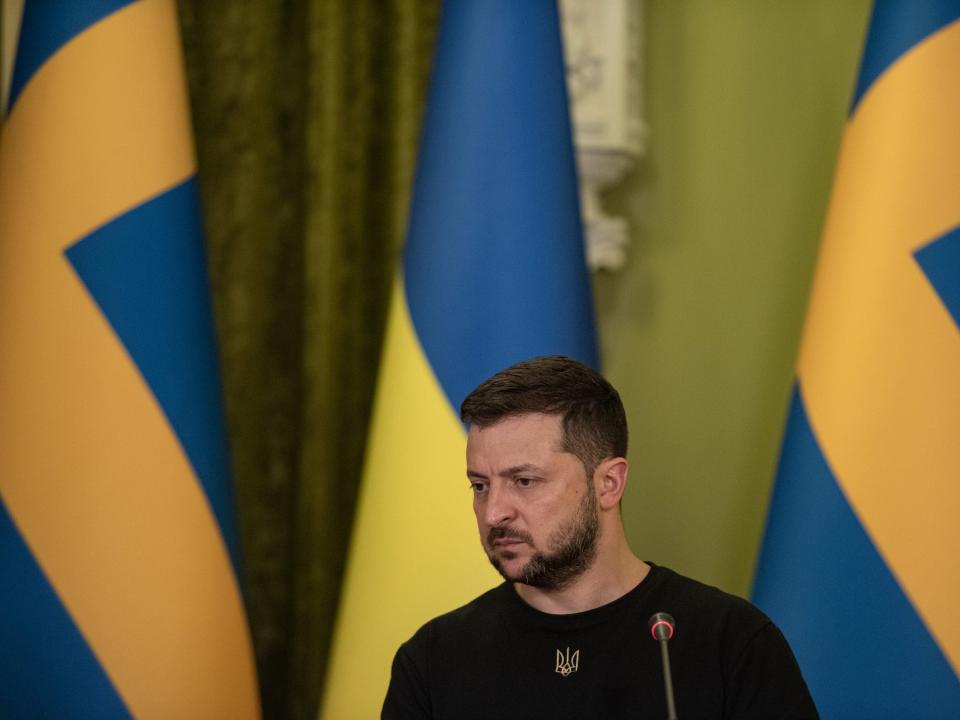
[514,547,650,615]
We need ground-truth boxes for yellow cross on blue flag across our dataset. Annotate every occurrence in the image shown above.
[0,1,261,717]
[753,2,960,717]
[321,1,598,717]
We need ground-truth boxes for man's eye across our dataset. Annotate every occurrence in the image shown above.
[470,482,487,493]
[515,477,535,488]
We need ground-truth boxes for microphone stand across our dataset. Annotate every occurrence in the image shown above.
[649,612,678,720]
[657,634,678,720]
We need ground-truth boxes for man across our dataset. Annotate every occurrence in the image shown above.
[383,356,818,719]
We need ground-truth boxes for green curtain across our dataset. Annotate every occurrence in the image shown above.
[178,2,440,718]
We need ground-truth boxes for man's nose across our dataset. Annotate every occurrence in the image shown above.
[483,483,515,527]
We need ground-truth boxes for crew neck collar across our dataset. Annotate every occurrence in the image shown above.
[501,563,665,631]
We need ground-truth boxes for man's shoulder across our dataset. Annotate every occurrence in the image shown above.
[404,583,512,651]
[648,564,772,639]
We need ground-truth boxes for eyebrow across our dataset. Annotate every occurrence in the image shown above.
[466,463,544,480]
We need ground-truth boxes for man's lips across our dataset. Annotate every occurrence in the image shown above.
[492,538,526,548]
[487,526,533,549]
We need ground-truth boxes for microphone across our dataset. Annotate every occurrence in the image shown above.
[648,612,678,720]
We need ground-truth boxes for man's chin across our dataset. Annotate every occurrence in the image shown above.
[487,552,529,582]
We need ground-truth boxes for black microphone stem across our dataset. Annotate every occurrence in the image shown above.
[658,637,678,720]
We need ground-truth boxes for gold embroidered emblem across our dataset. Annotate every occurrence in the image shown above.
[555,647,580,676]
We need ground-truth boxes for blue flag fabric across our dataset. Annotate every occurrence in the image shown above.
[753,2,960,717]
[404,0,599,408]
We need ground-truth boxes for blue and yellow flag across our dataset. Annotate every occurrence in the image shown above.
[753,2,960,717]
[321,1,597,717]
[0,1,260,717]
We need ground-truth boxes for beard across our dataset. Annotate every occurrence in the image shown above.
[486,488,599,591]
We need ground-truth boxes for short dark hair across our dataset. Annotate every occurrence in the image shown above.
[460,356,628,476]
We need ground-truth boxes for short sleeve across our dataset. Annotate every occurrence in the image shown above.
[381,639,432,720]
[723,622,820,720]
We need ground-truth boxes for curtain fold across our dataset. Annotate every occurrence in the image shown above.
[178,2,440,718]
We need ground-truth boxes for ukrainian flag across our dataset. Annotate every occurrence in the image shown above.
[753,2,960,717]
[320,1,598,717]
[0,1,260,717]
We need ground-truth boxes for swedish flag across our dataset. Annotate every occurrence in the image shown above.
[0,1,260,716]
[321,1,598,717]
[753,2,960,717]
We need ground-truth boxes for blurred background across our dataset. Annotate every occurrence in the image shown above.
[3,1,875,718]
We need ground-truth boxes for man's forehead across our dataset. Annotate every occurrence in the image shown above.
[466,412,565,450]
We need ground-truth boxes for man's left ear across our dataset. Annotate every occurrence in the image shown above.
[595,457,628,510]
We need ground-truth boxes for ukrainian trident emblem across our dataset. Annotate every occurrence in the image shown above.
[555,647,580,676]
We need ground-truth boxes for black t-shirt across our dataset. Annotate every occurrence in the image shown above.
[382,564,818,719]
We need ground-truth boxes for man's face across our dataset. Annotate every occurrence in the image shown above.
[466,413,599,591]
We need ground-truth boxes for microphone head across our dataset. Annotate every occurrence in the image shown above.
[648,612,675,641]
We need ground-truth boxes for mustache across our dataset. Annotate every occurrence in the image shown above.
[487,526,534,545]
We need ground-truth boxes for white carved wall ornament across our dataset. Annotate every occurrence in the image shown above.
[560,0,646,271]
